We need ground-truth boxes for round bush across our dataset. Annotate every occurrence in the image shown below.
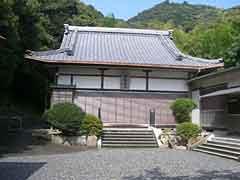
[81,114,103,138]
[176,122,201,145]
[44,103,85,135]
[171,98,197,123]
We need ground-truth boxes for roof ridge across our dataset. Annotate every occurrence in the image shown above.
[64,24,172,36]
[29,48,69,56]
[184,55,223,64]
[158,35,181,60]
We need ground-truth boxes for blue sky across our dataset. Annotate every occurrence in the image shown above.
[81,0,240,20]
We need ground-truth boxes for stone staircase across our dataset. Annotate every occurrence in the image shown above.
[101,128,158,148]
[193,136,240,161]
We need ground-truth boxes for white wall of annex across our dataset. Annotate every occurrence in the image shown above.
[191,90,201,126]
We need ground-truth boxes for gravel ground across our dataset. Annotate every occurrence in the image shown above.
[0,149,240,180]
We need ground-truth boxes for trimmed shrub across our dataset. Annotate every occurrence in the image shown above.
[44,103,85,135]
[170,98,197,123]
[81,114,103,138]
[176,122,201,145]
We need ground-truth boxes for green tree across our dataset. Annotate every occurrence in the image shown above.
[39,0,104,48]
[171,98,197,123]
[0,0,50,112]
[0,0,108,113]
[176,122,201,145]
[103,13,117,27]
[224,35,240,67]
[44,103,85,135]
[174,22,236,63]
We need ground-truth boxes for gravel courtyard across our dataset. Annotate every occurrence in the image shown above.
[0,149,240,180]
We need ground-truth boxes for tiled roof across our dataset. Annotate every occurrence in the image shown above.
[27,25,223,70]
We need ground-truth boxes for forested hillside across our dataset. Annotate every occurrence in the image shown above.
[127,1,240,68]
[0,0,119,114]
[0,0,239,115]
[129,1,223,31]
[172,6,240,67]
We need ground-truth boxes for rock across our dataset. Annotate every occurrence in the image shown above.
[63,140,71,146]
[87,136,97,147]
[76,136,87,145]
[175,146,187,150]
[68,136,86,146]
[51,135,64,144]
[51,134,87,146]
[168,136,177,149]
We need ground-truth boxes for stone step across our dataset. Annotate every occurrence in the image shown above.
[197,145,240,156]
[103,131,153,135]
[104,128,150,131]
[205,142,240,151]
[102,128,158,148]
[208,140,240,148]
[102,137,155,141]
[102,134,154,138]
[193,149,239,160]
[102,144,158,148]
[102,140,156,144]
[213,137,240,144]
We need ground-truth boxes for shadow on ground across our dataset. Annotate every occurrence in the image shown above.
[0,162,46,180]
[123,167,240,180]
[0,131,48,157]
[0,130,89,157]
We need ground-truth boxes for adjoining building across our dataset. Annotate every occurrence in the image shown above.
[26,25,223,128]
[189,66,240,134]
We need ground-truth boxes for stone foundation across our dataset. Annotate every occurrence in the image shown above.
[51,135,87,146]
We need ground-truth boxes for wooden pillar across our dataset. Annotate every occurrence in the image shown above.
[54,67,59,85]
[70,74,74,86]
[99,69,105,89]
[99,68,108,90]
[143,70,152,91]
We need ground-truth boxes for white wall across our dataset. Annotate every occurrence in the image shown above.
[58,75,71,85]
[191,90,201,126]
[57,67,190,91]
[104,77,121,89]
[129,78,146,90]
[149,79,188,91]
[73,76,101,88]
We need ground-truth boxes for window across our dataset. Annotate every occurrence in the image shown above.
[228,97,240,114]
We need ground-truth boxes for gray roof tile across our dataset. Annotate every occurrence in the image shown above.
[28,25,223,69]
